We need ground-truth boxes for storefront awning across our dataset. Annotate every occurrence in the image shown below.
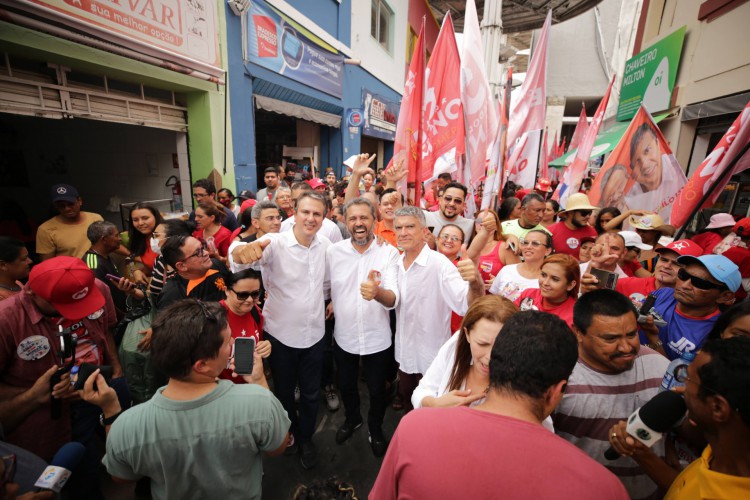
[254,95,341,128]
[549,113,669,167]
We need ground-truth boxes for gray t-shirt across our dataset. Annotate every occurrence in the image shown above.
[424,211,474,244]
[103,380,290,500]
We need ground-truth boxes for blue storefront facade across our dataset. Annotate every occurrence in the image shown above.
[225,0,400,192]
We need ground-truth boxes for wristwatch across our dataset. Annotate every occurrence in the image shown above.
[100,411,122,427]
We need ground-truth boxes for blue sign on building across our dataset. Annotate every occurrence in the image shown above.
[362,89,398,141]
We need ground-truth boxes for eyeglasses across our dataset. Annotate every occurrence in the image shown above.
[230,289,261,301]
[439,234,462,243]
[182,242,208,261]
[442,195,464,205]
[194,299,217,322]
[577,210,593,217]
[262,215,282,222]
[520,239,548,248]
[673,364,722,396]
[677,268,727,291]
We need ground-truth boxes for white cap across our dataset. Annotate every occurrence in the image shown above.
[619,230,653,250]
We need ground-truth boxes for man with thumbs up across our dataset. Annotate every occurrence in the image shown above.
[393,206,485,412]
[230,191,331,470]
[326,197,400,456]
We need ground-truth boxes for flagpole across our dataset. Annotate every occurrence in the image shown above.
[673,140,750,240]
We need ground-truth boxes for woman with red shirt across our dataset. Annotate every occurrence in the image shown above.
[436,224,467,334]
[193,200,232,259]
[468,209,520,292]
[219,269,272,383]
[515,254,580,326]
[128,202,163,284]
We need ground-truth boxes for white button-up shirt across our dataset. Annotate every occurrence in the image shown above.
[281,216,343,243]
[230,230,330,348]
[396,244,470,374]
[327,239,400,356]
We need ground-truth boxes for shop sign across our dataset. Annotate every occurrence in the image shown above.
[362,89,397,141]
[347,109,363,127]
[616,26,686,122]
[247,0,344,99]
[16,0,222,78]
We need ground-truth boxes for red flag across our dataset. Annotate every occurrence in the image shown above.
[558,137,567,157]
[553,76,615,208]
[551,130,559,159]
[460,0,498,191]
[483,70,512,210]
[568,104,589,152]
[538,129,550,180]
[421,13,464,183]
[671,102,750,226]
[392,21,425,204]
[507,10,550,148]
[588,105,687,221]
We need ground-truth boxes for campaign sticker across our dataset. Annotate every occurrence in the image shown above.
[87,308,104,320]
[17,335,51,361]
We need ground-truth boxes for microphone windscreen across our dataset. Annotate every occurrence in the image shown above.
[50,442,86,469]
[637,390,687,432]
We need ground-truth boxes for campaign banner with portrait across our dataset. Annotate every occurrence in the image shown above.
[247,0,344,98]
[588,105,687,221]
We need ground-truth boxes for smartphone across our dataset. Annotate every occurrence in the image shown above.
[234,337,256,375]
[73,363,114,390]
[591,268,618,290]
[508,241,517,253]
[637,295,667,327]
[105,273,121,282]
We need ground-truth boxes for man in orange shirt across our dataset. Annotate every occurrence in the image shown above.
[375,189,402,250]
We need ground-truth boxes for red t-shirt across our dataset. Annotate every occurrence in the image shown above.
[615,276,658,309]
[514,288,576,326]
[477,241,504,286]
[619,259,644,278]
[547,221,597,259]
[194,225,233,257]
[691,232,722,254]
[219,300,263,384]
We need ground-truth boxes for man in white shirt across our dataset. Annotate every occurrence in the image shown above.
[230,192,330,470]
[393,206,485,412]
[423,182,475,244]
[280,182,343,243]
[256,166,281,202]
[327,198,400,457]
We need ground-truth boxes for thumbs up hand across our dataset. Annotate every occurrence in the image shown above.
[232,238,271,265]
[360,269,382,301]
[457,244,479,283]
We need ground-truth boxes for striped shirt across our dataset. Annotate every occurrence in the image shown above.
[553,348,670,500]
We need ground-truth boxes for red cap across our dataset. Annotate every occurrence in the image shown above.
[655,239,703,258]
[733,217,750,236]
[240,199,257,214]
[515,188,531,201]
[307,178,327,190]
[28,256,104,319]
[535,178,552,192]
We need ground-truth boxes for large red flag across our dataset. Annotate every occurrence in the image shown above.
[507,10,550,148]
[422,13,464,182]
[588,105,687,221]
[568,104,589,152]
[460,0,498,191]
[553,76,615,208]
[671,102,750,226]
[392,21,425,204]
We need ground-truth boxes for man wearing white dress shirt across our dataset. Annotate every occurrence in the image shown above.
[393,206,485,412]
[326,198,400,457]
[279,181,343,243]
[230,191,330,470]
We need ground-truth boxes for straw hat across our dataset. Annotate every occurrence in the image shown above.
[628,213,675,236]
[560,193,597,213]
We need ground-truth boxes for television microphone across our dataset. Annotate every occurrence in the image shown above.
[604,390,686,460]
[34,442,86,493]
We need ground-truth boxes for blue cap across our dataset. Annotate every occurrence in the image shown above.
[51,184,80,203]
[677,254,741,292]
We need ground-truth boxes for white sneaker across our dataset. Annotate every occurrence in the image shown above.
[325,384,340,412]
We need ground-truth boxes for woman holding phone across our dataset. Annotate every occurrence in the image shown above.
[219,269,271,384]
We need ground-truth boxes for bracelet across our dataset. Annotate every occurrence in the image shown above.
[100,411,122,427]
[646,341,662,349]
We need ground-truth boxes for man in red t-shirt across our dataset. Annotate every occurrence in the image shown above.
[614,239,703,308]
[370,311,628,499]
[548,193,598,259]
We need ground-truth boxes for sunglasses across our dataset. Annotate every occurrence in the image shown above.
[442,195,464,205]
[627,246,642,254]
[520,239,548,248]
[576,210,593,217]
[677,268,727,291]
[230,289,261,301]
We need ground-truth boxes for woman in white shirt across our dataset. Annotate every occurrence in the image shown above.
[412,295,517,409]
[489,229,552,301]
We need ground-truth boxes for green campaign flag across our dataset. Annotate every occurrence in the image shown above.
[550,114,668,168]
[616,26,686,122]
